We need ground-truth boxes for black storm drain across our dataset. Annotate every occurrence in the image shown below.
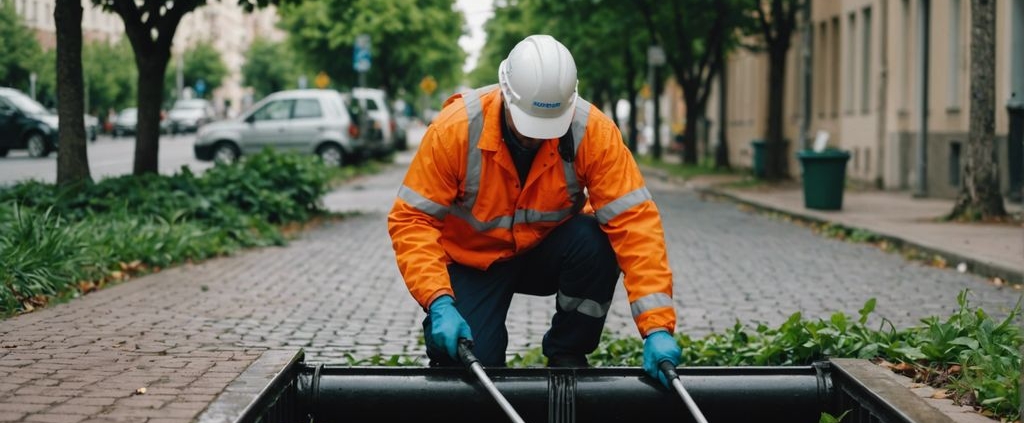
[199,351,957,423]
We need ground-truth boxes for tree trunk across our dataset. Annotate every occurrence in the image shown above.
[54,0,91,186]
[715,45,730,169]
[764,44,789,180]
[133,55,169,175]
[682,103,700,165]
[951,0,1006,219]
[679,84,701,165]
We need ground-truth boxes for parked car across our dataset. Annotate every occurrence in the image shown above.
[0,87,59,158]
[85,114,99,142]
[167,99,216,134]
[113,107,138,137]
[343,87,396,158]
[194,89,363,166]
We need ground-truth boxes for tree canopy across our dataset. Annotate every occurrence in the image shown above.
[0,1,44,94]
[242,37,304,101]
[164,40,228,102]
[279,0,465,99]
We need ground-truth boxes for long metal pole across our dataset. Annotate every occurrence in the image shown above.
[660,362,709,423]
[458,340,525,423]
[914,0,930,197]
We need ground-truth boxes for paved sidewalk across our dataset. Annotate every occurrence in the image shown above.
[674,173,1024,285]
[1,149,1020,423]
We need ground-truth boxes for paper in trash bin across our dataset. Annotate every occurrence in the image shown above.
[813,130,830,152]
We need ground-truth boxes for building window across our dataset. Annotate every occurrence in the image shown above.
[846,12,857,114]
[949,142,962,186]
[948,0,962,110]
[862,7,872,114]
[853,148,860,172]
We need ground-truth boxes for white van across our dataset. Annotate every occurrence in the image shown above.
[344,88,395,158]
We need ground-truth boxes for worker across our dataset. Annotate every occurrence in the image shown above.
[388,34,681,386]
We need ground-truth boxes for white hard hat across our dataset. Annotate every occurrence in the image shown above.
[498,34,578,139]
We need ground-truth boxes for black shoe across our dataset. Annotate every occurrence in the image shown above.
[546,354,590,368]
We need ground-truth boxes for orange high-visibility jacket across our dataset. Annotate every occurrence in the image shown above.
[388,86,675,337]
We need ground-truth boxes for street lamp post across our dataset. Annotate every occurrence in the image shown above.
[648,45,665,160]
[354,34,372,143]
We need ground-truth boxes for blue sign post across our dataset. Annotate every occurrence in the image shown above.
[353,35,371,73]
[195,79,207,96]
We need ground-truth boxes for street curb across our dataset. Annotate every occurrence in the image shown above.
[697,186,1023,286]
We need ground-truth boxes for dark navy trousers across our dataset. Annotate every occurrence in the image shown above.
[423,214,621,366]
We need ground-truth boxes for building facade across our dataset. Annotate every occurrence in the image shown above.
[172,3,283,117]
[703,0,1024,200]
[13,0,124,48]
[12,0,283,118]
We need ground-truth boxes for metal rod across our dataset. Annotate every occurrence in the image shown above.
[661,361,709,423]
[459,340,526,423]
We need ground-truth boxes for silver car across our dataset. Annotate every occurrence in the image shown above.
[193,89,363,166]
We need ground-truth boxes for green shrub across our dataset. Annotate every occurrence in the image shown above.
[511,291,1021,421]
[0,150,342,316]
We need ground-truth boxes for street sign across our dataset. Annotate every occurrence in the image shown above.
[298,75,308,89]
[315,71,330,89]
[195,79,207,96]
[354,34,371,73]
[647,45,666,66]
[420,76,437,95]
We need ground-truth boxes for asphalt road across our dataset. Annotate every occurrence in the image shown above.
[0,133,212,186]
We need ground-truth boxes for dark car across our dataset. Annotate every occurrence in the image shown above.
[0,87,59,158]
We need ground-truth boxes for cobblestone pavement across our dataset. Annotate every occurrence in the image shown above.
[0,152,1019,422]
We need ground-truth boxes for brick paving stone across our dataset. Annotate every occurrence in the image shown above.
[1,153,1019,422]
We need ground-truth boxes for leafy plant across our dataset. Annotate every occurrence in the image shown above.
[0,150,376,316]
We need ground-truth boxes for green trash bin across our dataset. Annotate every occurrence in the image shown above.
[797,149,850,210]
[750,140,765,177]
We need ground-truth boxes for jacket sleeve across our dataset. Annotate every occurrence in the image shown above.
[387,124,463,310]
[578,119,676,337]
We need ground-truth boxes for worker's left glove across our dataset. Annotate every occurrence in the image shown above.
[643,331,681,388]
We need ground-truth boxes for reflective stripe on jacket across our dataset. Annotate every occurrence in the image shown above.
[388,86,675,337]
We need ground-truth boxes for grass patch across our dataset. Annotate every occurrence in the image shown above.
[0,149,384,316]
[635,155,740,181]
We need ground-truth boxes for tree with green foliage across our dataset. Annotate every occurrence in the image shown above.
[467,1,534,88]
[0,0,43,93]
[83,39,137,117]
[242,37,301,101]
[636,0,749,164]
[164,41,228,102]
[531,0,650,152]
[747,0,805,180]
[279,0,465,99]
[91,0,293,175]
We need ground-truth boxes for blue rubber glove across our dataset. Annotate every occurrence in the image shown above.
[643,331,681,388]
[428,296,473,360]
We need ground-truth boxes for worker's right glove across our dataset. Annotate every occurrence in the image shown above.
[643,331,681,388]
[428,295,473,361]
